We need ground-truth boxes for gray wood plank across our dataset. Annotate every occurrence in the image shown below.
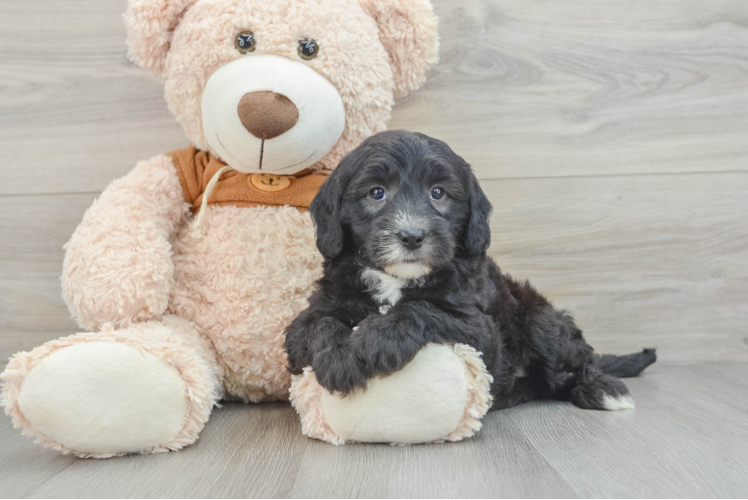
[5,363,745,498]
[2,0,748,195]
[287,412,575,498]
[483,172,748,365]
[0,194,95,362]
[0,411,78,498]
[24,403,307,499]
[515,363,748,498]
[636,363,748,430]
[395,0,748,180]
[0,0,187,197]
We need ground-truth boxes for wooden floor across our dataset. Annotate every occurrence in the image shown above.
[1,0,748,497]
[1,363,747,498]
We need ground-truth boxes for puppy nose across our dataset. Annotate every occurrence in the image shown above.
[237,91,299,140]
[397,229,425,250]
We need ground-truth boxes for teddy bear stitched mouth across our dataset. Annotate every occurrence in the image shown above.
[271,150,316,172]
[215,133,251,171]
[216,132,314,173]
[257,139,316,171]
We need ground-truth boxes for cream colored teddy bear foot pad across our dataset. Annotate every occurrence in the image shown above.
[0,323,220,458]
[290,343,493,445]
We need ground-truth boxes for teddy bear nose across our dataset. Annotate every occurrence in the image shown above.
[237,91,299,140]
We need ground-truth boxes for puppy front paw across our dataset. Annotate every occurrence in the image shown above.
[312,346,367,395]
[353,319,424,378]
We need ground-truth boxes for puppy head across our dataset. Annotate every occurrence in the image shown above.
[311,130,492,279]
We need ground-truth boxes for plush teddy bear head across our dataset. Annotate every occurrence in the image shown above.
[125,0,438,175]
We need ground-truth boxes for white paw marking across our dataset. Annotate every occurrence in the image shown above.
[602,393,636,411]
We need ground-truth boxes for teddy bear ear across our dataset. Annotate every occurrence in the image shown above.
[124,0,197,80]
[360,0,439,97]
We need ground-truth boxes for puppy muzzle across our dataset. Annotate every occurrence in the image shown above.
[368,207,439,279]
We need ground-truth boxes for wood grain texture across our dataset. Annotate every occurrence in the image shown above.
[2,0,748,195]
[0,194,94,363]
[0,0,187,197]
[287,412,575,498]
[515,364,748,498]
[0,414,77,498]
[25,403,308,499]
[394,0,748,180]
[2,363,747,498]
[483,172,748,364]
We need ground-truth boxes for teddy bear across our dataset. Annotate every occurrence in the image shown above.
[1,0,493,457]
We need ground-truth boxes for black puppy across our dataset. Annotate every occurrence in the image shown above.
[285,130,656,411]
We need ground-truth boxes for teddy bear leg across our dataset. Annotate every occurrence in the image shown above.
[0,315,222,458]
[289,343,493,445]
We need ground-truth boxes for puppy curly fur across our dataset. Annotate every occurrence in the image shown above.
[285,130,656,411]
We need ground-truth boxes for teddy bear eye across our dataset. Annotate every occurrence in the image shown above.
[235,31,256,54]
[298,37,319,60]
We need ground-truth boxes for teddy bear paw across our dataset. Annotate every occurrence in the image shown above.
[1,324,219,457]
[289,343,493,445]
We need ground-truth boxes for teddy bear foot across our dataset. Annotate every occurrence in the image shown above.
[1,320,221,458]
[289,343,493,445]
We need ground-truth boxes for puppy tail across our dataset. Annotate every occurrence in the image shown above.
[593,348,657,378]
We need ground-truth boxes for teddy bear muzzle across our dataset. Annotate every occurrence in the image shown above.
[201,55,346,175]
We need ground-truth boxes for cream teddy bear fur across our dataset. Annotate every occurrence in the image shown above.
[1,0,489,457]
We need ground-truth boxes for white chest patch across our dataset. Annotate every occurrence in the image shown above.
[361,268,406,309]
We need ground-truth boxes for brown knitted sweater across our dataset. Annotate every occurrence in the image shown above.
[167,146,327,212]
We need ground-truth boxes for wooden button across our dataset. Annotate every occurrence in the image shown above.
[249,174,292,192]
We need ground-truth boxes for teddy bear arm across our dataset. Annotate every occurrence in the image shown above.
[62,155,190,331]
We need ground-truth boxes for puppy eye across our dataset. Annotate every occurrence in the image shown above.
[430,186,445,201]
[298,37,319,60]
[370,187,386,201]
[235,31,256,54]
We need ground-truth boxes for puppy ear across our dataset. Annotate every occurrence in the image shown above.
[360,0,439,97]
[464,175,493,255]
[125,0,197,80]
[310,172,345,260]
